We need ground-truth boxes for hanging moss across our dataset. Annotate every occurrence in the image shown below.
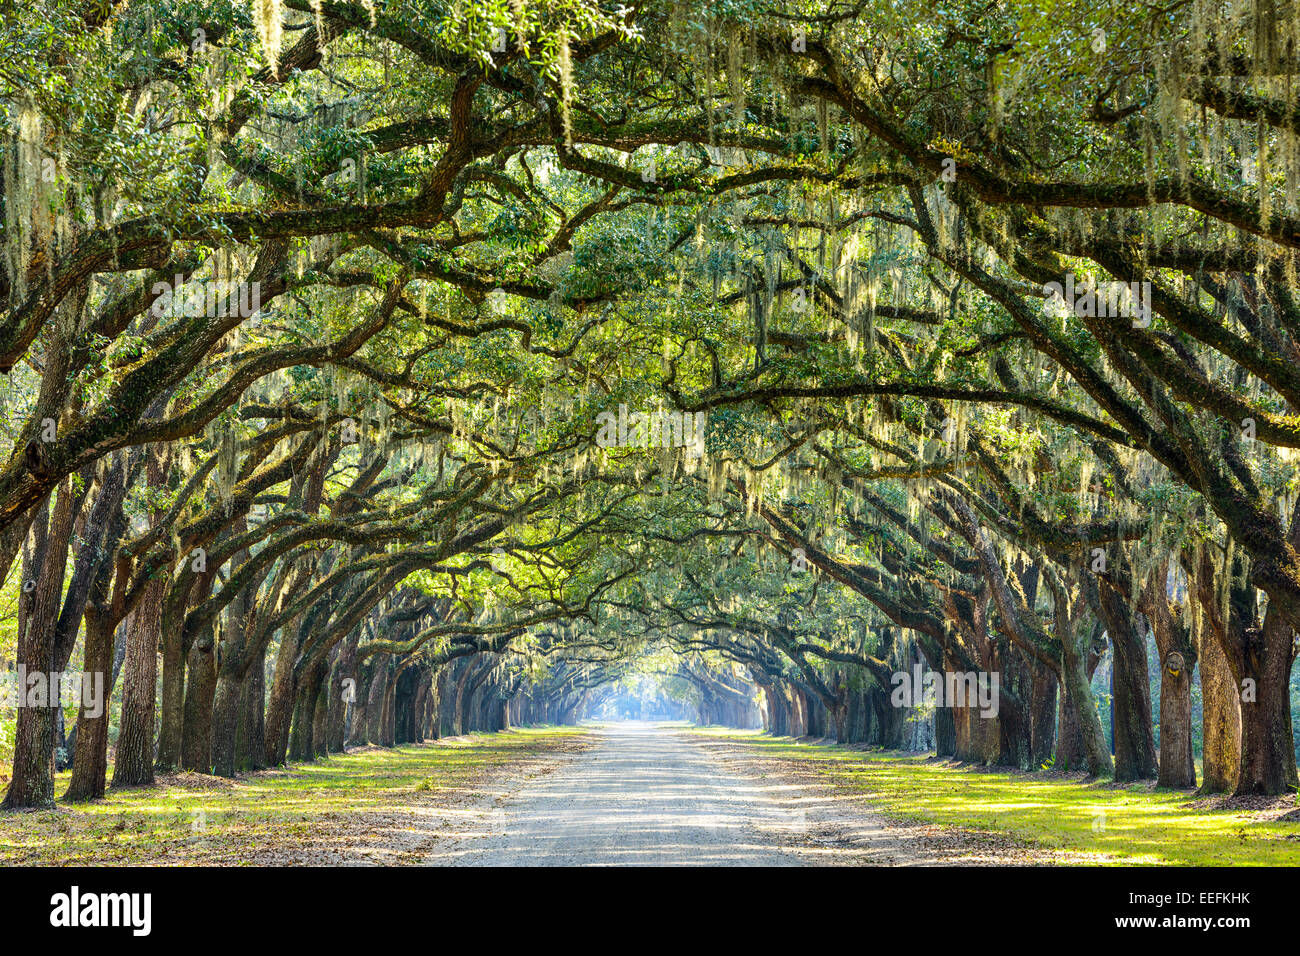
[254,0,283,73]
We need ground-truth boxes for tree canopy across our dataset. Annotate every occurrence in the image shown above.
[2,0,1299,808]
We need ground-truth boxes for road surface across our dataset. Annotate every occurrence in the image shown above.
[423,721,931,866]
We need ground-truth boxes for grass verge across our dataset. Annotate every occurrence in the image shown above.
[0,726,590,866]
[690,729,1300,865]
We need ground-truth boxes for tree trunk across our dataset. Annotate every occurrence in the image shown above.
[235,645,266,772]
[288,659,327,761]
[933,699,954,756]
[1194,545,1243,792]
[3,497,57,809]
[1054,598,1112,776]
[112,577,165,788]
[1234,600,1300,795]
[65,611,116,801]
[264,625,302,766]
[154,621,187,771]
[211,669,242,778]
[1141,569,1196,789]
[180,624,217,773]
[367,661,389,743]
[311,659,332,758]
[1098,577,1159,780]
[1232,500,1300,795]
[212,546,252,777]
[1028,663,1058,769]
[327,636,358,753]
[1199,614,1242,793]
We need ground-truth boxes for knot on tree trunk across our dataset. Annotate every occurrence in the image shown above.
[24,438,54,478]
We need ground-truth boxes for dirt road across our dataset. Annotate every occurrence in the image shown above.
[423,721,950,866]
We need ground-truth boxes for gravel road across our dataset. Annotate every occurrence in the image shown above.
[423,721,939,866]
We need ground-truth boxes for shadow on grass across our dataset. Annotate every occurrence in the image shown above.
[0,726,589,865]
[690,729,1300,866]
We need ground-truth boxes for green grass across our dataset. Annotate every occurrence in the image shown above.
[692,729,1300,866]
[0,726,589,865]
